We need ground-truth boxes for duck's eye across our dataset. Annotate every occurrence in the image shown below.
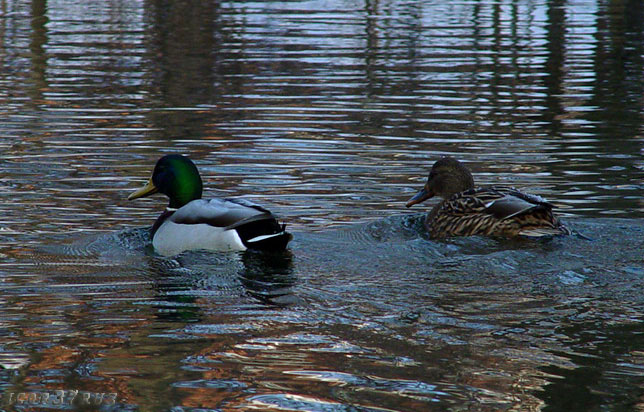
[153,168,170,186]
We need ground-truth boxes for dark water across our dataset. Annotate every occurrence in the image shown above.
[1,0,643,411]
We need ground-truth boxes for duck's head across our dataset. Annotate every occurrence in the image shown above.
[128,154,203,209]
[406,156,474,207]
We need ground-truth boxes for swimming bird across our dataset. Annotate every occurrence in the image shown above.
[128,154,291,256]
[405,157,570,238]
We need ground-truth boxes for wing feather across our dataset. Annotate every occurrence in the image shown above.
[427,186,569,238]
[442,187,553,220]
[170,199,274,228]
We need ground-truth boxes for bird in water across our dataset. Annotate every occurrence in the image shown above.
[128,154,291,256]
[406,156,571,238]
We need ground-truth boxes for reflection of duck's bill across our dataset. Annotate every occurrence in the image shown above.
[406,187,434,208]
[128,178,158,200]
[245,230,292,251]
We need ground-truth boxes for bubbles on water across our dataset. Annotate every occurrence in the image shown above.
[0,351,31,370]
[245,393,398,412]
[556,270,587,285]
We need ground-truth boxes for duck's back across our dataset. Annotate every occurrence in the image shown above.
[427,187,570,238]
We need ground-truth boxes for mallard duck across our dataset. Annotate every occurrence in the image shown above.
[128,154,291,256]
[406,157,571,238]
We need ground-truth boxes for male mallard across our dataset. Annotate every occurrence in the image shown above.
[128,154,291,256]
[406,157,570,238]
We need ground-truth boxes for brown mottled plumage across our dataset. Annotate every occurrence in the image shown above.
[406,157,570,238]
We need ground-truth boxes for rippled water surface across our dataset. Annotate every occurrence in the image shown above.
[1,0,643,410]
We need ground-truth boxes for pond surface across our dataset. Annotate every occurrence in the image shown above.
[1,0,643,411]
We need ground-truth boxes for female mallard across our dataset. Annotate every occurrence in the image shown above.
[406,157,570,238]
[128,154,291,256]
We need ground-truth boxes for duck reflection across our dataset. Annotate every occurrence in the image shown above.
[149,247,296,319]
[239,249,296,307]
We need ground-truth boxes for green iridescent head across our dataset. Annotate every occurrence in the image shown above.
[128,154,203,209]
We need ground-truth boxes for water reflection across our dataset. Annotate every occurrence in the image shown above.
[539,317,644,412]
[1,0,642,224]
[1,216,644,410]
[1,0,643,411]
